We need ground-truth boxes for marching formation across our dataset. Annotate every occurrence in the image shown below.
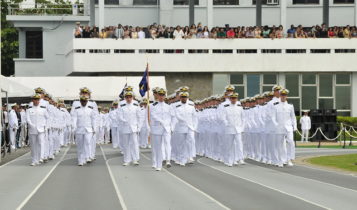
[24,84,297,170]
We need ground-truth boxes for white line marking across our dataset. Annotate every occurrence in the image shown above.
[296,163,357,177]
[100,145,128,210]
[16,146,71,210]
[197,158,331,210]
[141,153,230,210]
[0,150,30,169]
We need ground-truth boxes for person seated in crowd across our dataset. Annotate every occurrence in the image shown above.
[226,28,235,39]
[173,26,184,39]
[82,26,91,38]
[99,28,107,39]
[328,27,335,38]
[90,27,99,38]
[210,28,217,39]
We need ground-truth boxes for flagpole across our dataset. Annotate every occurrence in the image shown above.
[146,62,151,145]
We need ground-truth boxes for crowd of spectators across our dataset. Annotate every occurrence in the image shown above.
[74,22,357,39]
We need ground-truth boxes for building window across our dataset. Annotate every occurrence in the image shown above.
[310,49,331,53]
[214,0,239,5]
[114,49,135,53]
[333,0,354,4]
[335,49,356,53]
[74,49,86,53]
[212,49,233,53]
[26,31,43,58]
[261,49,282,53]
[230,73,245,98]
[336,73,350,84]
[237,49,257,54]
[174,0,199,5]
[302,86,317,110]
[336,86,351,110]
[133,0,158,5]
[246,74,260,97]
[286,74,300,97]
[89,49,110,53]
[292,0,319,4]
[139,49,160,53]
[252,0,279,5]
[188,49,209,53]
[163,49,184,54]
[319,74,333,97]
[286,49,307,54]
[94,0,119,5]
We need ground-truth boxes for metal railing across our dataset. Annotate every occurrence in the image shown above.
[7,3,85,16]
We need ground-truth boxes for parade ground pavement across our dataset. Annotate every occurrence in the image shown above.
[1,145,356,210]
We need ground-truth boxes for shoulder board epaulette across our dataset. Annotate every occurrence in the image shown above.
[214,107,217,109]
[134,104,138,106]
[89,100,93,102]
[189,104,194,106]
[28,106,33,108]
[75,106,80,109]
[153,102,158,106]
[40,106,46,109]
[252,106,256,108]
[237,104,242,106]
[224,104,230,107]
[274,102,279,105]
[121,104,126,107]
[263,102,267,105]
[176,104,181,108]
[88,106,93,109]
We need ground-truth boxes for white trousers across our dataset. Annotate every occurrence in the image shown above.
[9,128,17,148]
[139,129,149,148]
[151,134,166,169]
[75,133,92,164]
[122,132,139,163]
[285,131,295,161]
[175,131,195,165]
[301,129,309,142]
[29,133,44,164]
[161,132,171,161]
[19,124,27,147]
[224,133,244,166]
[111,127,119,148]
[273,134,287,165]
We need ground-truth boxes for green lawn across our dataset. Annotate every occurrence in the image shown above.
[297,145,357,149]
[307,154,357,172]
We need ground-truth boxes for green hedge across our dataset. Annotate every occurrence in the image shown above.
[337,117,357,127]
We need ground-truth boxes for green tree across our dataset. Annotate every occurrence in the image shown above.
[1,0,20,76]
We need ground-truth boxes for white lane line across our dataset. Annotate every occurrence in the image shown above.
[100,145,128,210]
[16,146,71,210]
[197,158,331,210]
[141,153,230,210]
[296,163,357,177]
[0,150,30,169]
[249,161,357,194]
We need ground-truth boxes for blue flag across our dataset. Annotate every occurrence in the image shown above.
[119,83,127,99]
[139,65,149,97]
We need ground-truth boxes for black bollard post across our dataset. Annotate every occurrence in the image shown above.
[317,128,321,148]
[343,128,346,149]
[349,128,353,146]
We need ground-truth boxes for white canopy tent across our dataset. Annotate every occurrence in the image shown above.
[0,75,35,98]
[8,76,166,101]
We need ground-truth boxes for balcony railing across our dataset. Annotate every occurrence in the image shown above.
[7,3,85,16]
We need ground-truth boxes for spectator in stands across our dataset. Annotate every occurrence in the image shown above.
[202,26,209,38]
[74,28,82,38]
[287,25,295,38]
[226,28,235,39]
[246,27,255,38]
[217,28,226,38]
[328,27,335,38]
[254,26,262,38]
[138,27,145,39]
[131,28,138,39]
[149,25,157,39]
[115,24,124,39]
[173,26,184,39]
[337,27,344,38]
[123,26,131,39]
[276,25,284,38]
[319,23,328,38]
[210,27,217,39]
[262,25,270,38]
[90,27,99,38]
[351,27,357,38]
[82,26,91,38]
[99,28,107,38]
[343,25,351,38]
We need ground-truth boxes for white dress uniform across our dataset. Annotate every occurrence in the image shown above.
[265,97,280,165]
[271,100,297,167]
[72,99,98,160]
[98,112,105,144]
[300,115,311,142]
[26,104,49,165]
[109,108,120,149]
[139,106,150,148]
[19,110,27,147]
[71,103,97,165]
[117,101,143,165]
[220,101,245,166]
[150,101,174,170]
[103,112,111,144]
[8,109,18,149]
[173,101,198,165]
